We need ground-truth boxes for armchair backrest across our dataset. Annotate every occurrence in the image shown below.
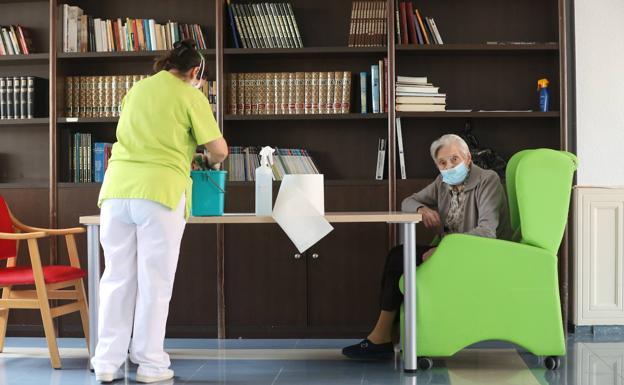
[505,149,578,255]
[0,195,17,260]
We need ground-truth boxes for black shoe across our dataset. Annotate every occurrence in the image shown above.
[342,339,394,360]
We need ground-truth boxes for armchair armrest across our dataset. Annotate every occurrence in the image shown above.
[0,231,47,240]
[12,223,85,236]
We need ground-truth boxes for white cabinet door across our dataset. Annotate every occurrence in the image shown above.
[574,187,624,325]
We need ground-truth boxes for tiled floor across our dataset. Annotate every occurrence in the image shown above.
[1,334,623,385]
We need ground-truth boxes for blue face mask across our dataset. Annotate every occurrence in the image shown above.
[441,162,469,185]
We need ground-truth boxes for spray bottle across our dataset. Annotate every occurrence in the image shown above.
[537,78,550,112]
[255,146,275,216]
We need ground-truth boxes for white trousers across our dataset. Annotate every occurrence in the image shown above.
[91,197,186,375]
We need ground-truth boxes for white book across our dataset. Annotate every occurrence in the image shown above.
[149,20,157,52]
[375,138,386,180]
[396,118,406,179]
[101,20,109,52]
[396,104,446,112]
[396,76,428,85]
[62,4,70,52]
[1,29,15,55]
[396,96,446,104]
[93,19,101,52]
[396,85,439,93]
[396,91,446,97]
[431,18,444,44]
[67,6,79,52]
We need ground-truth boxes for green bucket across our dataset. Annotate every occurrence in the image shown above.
[191,170,227,216]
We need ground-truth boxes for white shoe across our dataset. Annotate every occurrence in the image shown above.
[95,369,124,383]
[136,368,174,383]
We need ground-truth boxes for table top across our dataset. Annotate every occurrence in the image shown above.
[79,212,422,225]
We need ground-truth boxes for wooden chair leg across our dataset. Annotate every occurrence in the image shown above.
[75,279,90,354]
[28,239,61,369]
[0,286,11,353]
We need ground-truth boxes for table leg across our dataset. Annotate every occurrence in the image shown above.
[403,222,417,372]
[87,224,100,366]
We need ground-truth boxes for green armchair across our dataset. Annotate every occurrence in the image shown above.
[400,149,578,370]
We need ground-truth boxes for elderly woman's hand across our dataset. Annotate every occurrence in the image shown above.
[417,206,442,231]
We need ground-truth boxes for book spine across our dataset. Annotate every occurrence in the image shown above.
[384,57,388,113]
[311,72,319,114]
[359,72,367,114]
[431,18,444,44]
[287,72,296,114]
[396,117,406,179]
[265,72,274,115]
[304,72,312,114]
[256,72,266,114]
[233,4,251,48]
[285,3,303,48]
[295,72,305,114]
[318,72,327,114]
[6,77,13,119]
[371,65,379,113]
[94,143,104,183]
[264,3,279,48]
[227,1,241,48]
[266,3,282,48]
[244,73,252,114]
[405,2,417,45]
[0,77,5,119]
[333,70,343,114]
[244,4,261,48]
[326,71,334,114]
[12,77,19,119]
[395,0,401,44]
[237,72,245,113]
[341,71,351,113]
[280,72,288,114]
[348,2,356,47]
[375,138,386,180]
[415,9,430,44]
[378,59,384,113]
[229,73,237,114]
[20,76,27,119]
[413,13,424,45]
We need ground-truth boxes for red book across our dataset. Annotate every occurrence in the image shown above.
[405,2,418,46]
[399,2,409,45]
[16,26,30,54]
[112,21,120,52]
[132,19,139,51]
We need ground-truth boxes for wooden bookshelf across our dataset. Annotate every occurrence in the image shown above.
[0,118,50,125]
[0,0,572,339]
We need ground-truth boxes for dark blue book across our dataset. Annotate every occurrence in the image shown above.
[227,1,240,48]
[413,14,423,45]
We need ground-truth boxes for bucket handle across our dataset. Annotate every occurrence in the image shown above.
[201,173,226,194]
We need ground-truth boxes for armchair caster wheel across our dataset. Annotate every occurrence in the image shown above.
[545,356,561,370]
[417,357,433,370]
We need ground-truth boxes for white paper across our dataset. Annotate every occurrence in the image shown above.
[278,174,325,214]
[272,175,333,253]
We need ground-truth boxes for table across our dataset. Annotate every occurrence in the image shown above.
[80,212,422,372]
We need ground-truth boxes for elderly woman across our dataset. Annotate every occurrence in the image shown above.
[343,134,513,360]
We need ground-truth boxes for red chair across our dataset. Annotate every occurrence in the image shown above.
[0,195,89,369]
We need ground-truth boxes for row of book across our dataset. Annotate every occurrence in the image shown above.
[227,1,303,49]
[69,134,113,183]
[358,58,388,113]
[61,4,208,53]
[375,118,407,179]
[348,1,388,47]
[227,72,352,115]
[0,77,47,120]
[396,1,443,45]
[395,75,446,112]
[64,75,148,118]
[224,146,320,182]
[0,25,34,55]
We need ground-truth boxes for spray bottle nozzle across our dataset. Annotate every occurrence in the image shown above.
[259,146,275,167]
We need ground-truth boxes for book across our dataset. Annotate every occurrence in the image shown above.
[359,72,367,113]
[415,9,430,44]
[396,85,439,93]
[223,146,320,181]
[405,2,417,46]
[0,76,47,119]
[397,76,428,85]
[371,64,380,113]
[227,2,303,49]
[396,96,446,104]
[93,142,113,183]
[396,118,406,179]
[396,104,446,112]
[375,138,386,180]
[348,1,386,47]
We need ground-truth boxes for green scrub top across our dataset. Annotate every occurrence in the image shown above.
[98,70,222,219]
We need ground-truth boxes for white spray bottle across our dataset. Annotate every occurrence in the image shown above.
[255,146,275,216]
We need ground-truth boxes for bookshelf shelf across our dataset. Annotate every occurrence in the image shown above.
[228,179,388,187]
[58,182,102,188]
[0,118,49,125]
[57,117,118,124]
[396,111,560,119]
[396,43,559,53]
[224,47,387,56]
[57,49,216,60]
[224,113,387,121]
[0,180,48,189]
[0,53,49,63]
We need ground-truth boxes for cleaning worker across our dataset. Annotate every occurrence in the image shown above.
[91,39,228,384]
